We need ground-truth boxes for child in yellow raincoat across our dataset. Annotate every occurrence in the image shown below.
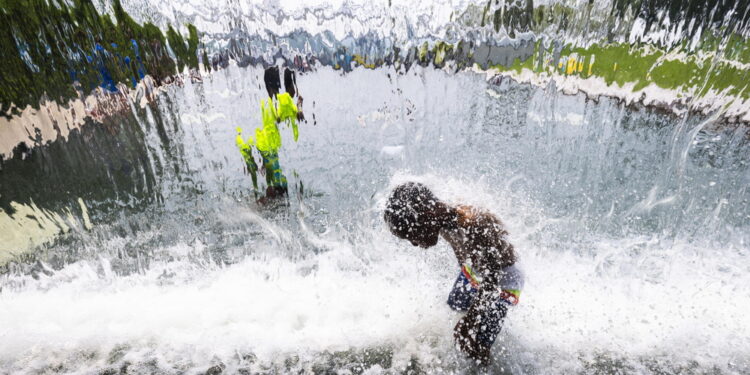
[236,66,304,200]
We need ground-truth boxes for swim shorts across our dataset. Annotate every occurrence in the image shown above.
[447,264,524,347]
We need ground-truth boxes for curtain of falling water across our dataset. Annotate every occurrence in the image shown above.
[1,64,748,374]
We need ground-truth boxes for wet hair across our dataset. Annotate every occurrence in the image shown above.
[283,68,297,98]
[264,66,281,98]
[384,182,440,238]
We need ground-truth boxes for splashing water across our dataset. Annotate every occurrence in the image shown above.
[1,64,748,374]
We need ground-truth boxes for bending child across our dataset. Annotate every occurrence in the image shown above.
[383,182,524,365]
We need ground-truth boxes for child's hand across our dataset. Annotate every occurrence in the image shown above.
[296,96,305,122]
[454,312,491,365]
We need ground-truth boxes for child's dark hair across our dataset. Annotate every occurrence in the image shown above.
[264,66,281,97]
[384,182,439,237]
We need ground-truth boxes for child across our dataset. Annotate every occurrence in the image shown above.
[383,182,524,365]
[236,66,304,200]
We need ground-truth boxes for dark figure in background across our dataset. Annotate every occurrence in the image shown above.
[283,67,296,97]
[383,182,524,365]
[236,65,305,202]
[264,66,282,97]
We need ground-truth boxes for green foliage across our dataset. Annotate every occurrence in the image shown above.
[496,40,750,100]
[0,0,201,115]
